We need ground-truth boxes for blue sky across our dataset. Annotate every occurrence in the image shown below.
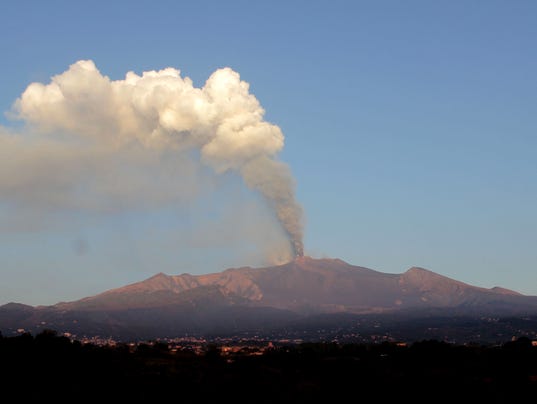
[1,0,536,305]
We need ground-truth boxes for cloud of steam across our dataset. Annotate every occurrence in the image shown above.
[1,60,303,260]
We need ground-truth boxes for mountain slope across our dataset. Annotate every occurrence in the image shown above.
[2,256,537,339]
[54,256,535,314]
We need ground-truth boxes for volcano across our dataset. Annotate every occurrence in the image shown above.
[2,257,537,340]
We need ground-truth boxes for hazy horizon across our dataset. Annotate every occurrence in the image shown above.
[1,1,536,305]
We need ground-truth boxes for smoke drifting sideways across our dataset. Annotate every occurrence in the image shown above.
[0,60,303,261]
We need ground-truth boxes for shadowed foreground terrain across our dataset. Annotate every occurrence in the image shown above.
[2,330,537,403]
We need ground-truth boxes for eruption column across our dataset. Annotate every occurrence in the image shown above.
[12,60,304,262]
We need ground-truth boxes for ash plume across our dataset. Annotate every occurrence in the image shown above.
[2,60,303,260]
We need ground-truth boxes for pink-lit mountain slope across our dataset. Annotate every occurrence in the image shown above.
[3,256,537,340]
[53,256,533,314]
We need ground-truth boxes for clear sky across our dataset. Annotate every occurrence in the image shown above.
[1,0,536,305]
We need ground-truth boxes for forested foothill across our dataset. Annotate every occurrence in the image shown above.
[1,329,536,402]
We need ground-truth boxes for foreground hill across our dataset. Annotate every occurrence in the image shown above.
[2,332,537,402]
[2,257,537,341]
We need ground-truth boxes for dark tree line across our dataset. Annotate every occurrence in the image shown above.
[1,330,537,403]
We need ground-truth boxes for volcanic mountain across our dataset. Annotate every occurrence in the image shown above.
[2,256,537,340]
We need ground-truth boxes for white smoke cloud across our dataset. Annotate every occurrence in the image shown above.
[1,60,303,259]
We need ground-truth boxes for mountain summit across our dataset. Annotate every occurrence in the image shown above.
[2,257,536,339]
[55,256,529,314]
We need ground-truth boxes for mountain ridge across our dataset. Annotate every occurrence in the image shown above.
[4,256,528,310]
[2,256,536,340]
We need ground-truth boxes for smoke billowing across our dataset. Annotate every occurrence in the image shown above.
[0,60,303,261]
